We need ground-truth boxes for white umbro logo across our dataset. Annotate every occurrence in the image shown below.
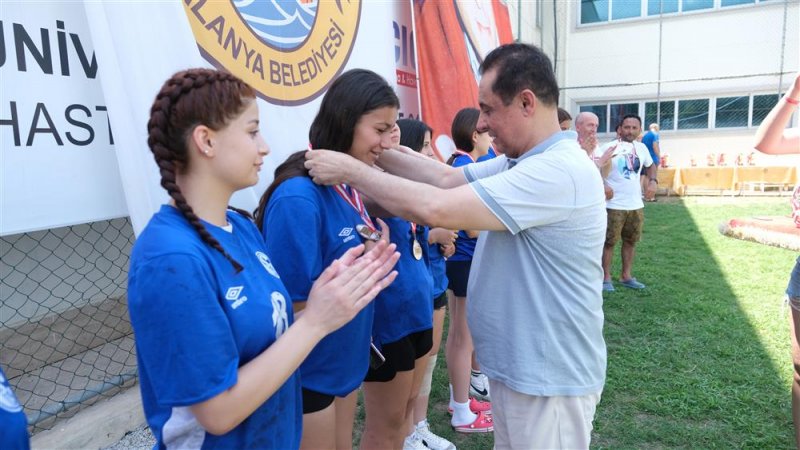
[339,227,356,243]
[225,286,248,310]
[255,251,280,278]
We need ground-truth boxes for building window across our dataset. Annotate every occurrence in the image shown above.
[609,103,639,131]
[647,0,679,15]
[715,96,749,128]
[721,0,755,6]
[682,0,714,11]
[677,99,709,129]
[612,0,641,19]
[644,101,675,130]
[579,104,608,133]
[581,0,609,24]
[751,94,779,126]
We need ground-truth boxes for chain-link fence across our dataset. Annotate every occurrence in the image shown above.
[0,218,136,433]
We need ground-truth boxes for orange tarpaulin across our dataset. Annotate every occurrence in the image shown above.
[414,0,513,159]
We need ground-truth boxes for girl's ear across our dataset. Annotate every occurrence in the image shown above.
[190,125,215,157]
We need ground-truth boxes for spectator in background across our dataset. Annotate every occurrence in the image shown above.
[576,111,614,199]
[641,124,660,201]
[753,71,800,448]
[0,365,29,450]
[597,114,656,292]
[558,108,572,131]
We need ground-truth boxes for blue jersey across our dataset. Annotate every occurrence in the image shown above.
[0,367,29,450]
[372,217,433,347]
[263,177,374,396]
[427,234,448,298]
[450,151,496,261]
[642,131,660,165]
[128,205,301,450]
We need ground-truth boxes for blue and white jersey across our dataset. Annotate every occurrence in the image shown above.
[372,217,433,347]
[128,205,301,450]
[263,177,374,396]
[0,367,29,450]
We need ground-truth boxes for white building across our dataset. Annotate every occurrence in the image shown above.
[508,0,799,167]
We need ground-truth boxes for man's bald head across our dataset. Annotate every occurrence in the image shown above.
[575,112,599,140]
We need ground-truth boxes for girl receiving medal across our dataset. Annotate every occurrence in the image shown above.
[255,69,400,450]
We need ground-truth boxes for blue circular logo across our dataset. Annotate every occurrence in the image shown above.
[234,0,318,51]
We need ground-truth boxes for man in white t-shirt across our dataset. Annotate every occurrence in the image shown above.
[595,114,657,292]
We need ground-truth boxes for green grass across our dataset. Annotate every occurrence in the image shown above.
[355,197,797,449]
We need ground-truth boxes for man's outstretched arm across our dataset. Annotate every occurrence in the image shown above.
[376,147,470,189]
[305,150,505,231]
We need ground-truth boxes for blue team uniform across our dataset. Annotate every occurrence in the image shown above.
[128,205,301,450]
[263,177,375,396]
[372,217,433,348]
[0,367,30,450]
[449,151,496,261]
[427,238,448,299]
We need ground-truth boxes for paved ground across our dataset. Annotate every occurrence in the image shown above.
[102,424,153,450]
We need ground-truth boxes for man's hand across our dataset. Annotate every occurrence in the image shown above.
[645,180,657,200]
[604,184,614,200]
[305,150,360,186]
[579,134,598,153]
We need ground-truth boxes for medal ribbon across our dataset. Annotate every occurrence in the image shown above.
[333,184,377,232]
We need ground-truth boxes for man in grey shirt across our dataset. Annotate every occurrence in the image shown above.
[305,43,607,449]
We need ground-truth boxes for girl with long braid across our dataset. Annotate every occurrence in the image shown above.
[127,68,399,449]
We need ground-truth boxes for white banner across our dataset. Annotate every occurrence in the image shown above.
[394,0,420,121]
[2,1,398,236]
[1,3,127,236]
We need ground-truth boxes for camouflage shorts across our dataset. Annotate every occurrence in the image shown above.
[605,208,644,246]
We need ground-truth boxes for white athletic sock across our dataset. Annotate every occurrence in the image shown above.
[450,400,477,427]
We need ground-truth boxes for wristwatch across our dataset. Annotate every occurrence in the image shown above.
[649,179,658,184]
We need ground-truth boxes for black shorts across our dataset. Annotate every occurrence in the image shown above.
[433,291,448,310]
[302,388,335,414]
[364,328,433,383]
[446,260,472,297]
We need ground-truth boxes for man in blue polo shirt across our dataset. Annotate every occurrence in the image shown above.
[305,43,606,449]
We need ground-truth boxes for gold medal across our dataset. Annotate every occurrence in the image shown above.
[356,224,381,242]
[412,239,423,260]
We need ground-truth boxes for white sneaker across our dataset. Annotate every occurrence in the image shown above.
[403,431,429,450]
[469,371,491,400]
[416,419,456,450]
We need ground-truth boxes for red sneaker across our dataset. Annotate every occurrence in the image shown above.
[448,397,492,415]
[452,410,494,433]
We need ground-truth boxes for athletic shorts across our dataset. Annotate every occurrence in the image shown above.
[446,260,472,297]
[302,388,335,414]
[433,291,448,310]
[605,208,644,246]
[364,328,433,383]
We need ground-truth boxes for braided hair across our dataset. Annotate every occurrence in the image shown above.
[147,68,256,273]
